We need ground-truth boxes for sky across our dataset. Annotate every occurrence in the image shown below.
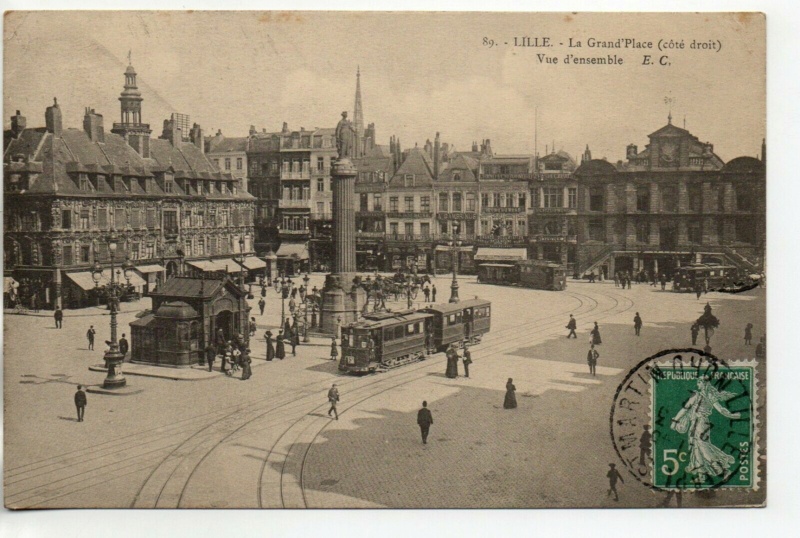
[4,11,765,162]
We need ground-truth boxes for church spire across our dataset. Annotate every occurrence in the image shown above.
[353,66,364,158]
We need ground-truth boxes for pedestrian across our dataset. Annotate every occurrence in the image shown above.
[289,297,296,315]
[275,330,286,359]
[240,349,252,380]
[633,313,642,336]
[330,336,338,361]
[249,317,257,337]
[74,385,87,422]
[588,270,596,283]
[755,336,766,360]
[216,328,226,348]
[417,401,433,444]
[614,272,619,287]
[118,333,129,358]
[291,326,299,356]
[431,284,437,302]
[660,273,667,291]
[690,323,700,346]
[462,346,472,378]
[86,325,96,350]
[566,314,578,339]
[258,297,265,316]
[445,344,459,379]
[704,278,709,294]
[695,283,703,300]
[261,286,267,298]
[54,306,64,329]
[265,331,275,361]
[327,383,340,420]
[231,345,242,373]
[291,285,298,299]
[284,317,292,336]
[591,321,602,345]
[423,286,430,303]
[607,463,624,502]
[503,378,517,409]
[651,272,657,287]
[205,342,216,372]
[627,272,632,289]
[744,323,753,345]
[587,344,599,376]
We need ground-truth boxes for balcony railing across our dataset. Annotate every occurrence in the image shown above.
[279,229,309,236]
[474,235,529,247]
[385,234,432,242]
[435,211,478,220]
[534,234,578,243]
[533,206,575,213]
[532,172,574,180]
[280,170,310,180]
[483,206,525,214]
[312,167,331,176]
[356,231,386,239]
[480,173,533,180]
[312,212,333,221]
[386,211,433,219]
[357,210,385,217]
[278,199,311,209]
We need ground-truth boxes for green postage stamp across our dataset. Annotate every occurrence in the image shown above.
[611,350,759,491]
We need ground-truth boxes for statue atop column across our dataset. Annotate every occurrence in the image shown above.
[335,111,356,159]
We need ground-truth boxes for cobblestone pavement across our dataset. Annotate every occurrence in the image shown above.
[3,275,765,508]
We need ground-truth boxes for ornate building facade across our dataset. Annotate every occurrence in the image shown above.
[3,61,255,309]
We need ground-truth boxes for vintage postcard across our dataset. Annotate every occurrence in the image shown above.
[3,11,765,509]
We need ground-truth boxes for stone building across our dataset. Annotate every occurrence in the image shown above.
[570,116,765,278]
[207,131,249,192]
[3,61,256,309]
[353,142,394,271]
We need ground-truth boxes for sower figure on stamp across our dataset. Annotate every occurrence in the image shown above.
[417,401,433,444]
[606,463,624,501]
[566,314,577,339]
[74,385,87,422]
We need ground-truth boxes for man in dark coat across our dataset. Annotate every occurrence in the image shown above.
[607,463,624,502]
[417,401,433,444]
[327,384,340,420]
[265,331,275,361]
[275,330,286,359]
[74,385,87,422]
[690,323,700,345]
[205,343,217,372]
[431,285,437,302]
[258,298,266,316]
[462,347,472,378]
[587,344,599,376]
[54,307,64,329]
[633,313,643,336]
[118,333,129,358]
[86,326,96,350]
[566,314,577,339]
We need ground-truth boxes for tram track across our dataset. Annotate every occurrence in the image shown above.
[6,285,632,509]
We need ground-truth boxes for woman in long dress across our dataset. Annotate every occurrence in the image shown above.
[330,337,339,361]
[240,350,252,380]
[275,330,286,360]
[445,345,459,379]
[265,331,275,361]
[591,322,602,345]
[670,377,741,482]
[504,378,517,409]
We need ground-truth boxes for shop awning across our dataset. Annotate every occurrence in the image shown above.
[65,269,145,290]
[480,263,516,268]
[474,247,528,261]
[238,256,267,270]
[134,264,166,273]
[434,245,474,252]
[277,242,309,260]
[213,258,245,273]
[187,260,221,272]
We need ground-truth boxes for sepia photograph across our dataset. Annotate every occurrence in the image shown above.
[3,8,769,515]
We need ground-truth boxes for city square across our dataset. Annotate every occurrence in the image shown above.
[3,274,765,509]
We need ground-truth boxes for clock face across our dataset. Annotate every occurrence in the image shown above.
[660,141,678,164]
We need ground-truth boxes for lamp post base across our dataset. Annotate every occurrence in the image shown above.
[449,279,460,304]
[102,350,127,389]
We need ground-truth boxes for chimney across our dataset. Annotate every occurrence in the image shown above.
[249,125,256,136]
[484,139,492,156]
[160,117,180,146]
[190,123,204,153]
[282,122,289,134]
[434,132,440,179]
[472,141,478,153]
[626,144,638,160]
[10,110,26,138]
[83,107,105,143]
[45,98,62,137]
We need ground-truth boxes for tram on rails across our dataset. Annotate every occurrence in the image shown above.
[672,264,739,292]
[339,298,491,375]
[477,260,567,291]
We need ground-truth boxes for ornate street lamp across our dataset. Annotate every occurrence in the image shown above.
[280,277,290,330]
[449,224,462,303]
[92,232,127,389]
[237,237,249,347]
[696,302,719,354]
[301,273,310,302]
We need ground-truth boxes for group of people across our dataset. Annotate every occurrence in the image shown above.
[205,330,253,380]
[444,344,472,379]
[565,316,605,376]
[85,325,129,358]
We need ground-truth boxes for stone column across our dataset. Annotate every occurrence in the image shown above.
[320,157,366,335]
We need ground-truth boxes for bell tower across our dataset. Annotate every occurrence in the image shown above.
[111,51,152,157]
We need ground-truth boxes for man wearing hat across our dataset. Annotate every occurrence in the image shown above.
[327,383,340,420]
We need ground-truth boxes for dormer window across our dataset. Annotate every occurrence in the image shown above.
[217,181,222,193]
[79,174,91,192]
[452,172,462,182]
[404,174,415,187]
[164,174,174,194]
[114,176,127,192]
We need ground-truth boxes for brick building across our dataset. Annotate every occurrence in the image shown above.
[3,61,255,309]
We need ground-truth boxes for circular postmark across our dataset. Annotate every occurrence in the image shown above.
[610,348,755,492]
